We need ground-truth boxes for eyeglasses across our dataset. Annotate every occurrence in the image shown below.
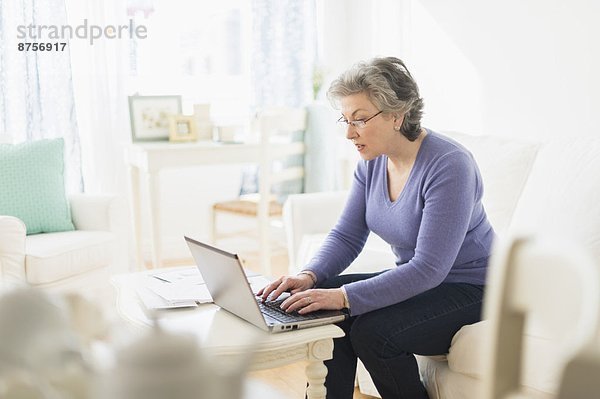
[337,110,382,129]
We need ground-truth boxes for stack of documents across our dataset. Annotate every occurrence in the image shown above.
[134,266,271,310]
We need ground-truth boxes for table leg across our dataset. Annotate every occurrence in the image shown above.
[128,166,144,270]
[145,171,162,269]
[305,338,334,399]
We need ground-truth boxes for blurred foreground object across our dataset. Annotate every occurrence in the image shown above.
[0,289,92,399]
[104,324,250,399]
[482,236,600,399]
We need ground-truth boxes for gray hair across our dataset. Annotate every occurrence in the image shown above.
[327,57,424,141]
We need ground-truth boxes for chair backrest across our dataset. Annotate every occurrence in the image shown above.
[255,107,307,203]
[482,236,600,399]
[253,107,306,275]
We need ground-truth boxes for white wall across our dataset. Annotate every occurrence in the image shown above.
[320,0,600,141]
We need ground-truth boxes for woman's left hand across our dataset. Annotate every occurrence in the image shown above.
[280,288,345,314]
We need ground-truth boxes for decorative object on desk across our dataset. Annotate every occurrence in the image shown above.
[215,124,243,143]
[106,324,250,399]
[168,114,198,142]
[128,95,182,142]
[193,103,214,140]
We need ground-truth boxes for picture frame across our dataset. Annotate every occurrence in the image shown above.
[168,114,198,142]
[128,95,182,141]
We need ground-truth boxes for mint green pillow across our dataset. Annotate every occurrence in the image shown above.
[0,138,75,235]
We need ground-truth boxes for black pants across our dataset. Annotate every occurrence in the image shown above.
[319,273,485,399]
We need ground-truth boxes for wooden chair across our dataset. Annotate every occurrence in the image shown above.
[210,108,307,275]
[482,236,600,399]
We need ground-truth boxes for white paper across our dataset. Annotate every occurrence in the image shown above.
[151,266,204,284]
[149,280,213,303]
[135,286,198,309]
[151,266,259,284]
[140,270,272,309]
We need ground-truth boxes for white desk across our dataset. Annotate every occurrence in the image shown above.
[112,272,344,399]
[125,140,303,273]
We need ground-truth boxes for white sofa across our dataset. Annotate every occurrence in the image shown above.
[283,131,600,398]
[0,194,127,298]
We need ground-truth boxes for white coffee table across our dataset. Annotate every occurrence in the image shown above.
[112,272,344,399]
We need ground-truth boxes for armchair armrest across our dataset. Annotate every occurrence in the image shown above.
[283,191,349,270]
[69,194,126,233]
[283,191,397,275]
[69,194,130,273]
[0,215,27,285]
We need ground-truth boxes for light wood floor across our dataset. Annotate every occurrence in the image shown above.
[248,361,377,399]
[159,244,377,399]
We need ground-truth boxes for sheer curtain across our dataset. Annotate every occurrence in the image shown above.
[65,0,130,195]
[245,0,316,198]
[251,0,316,109]
[0,0,82,192]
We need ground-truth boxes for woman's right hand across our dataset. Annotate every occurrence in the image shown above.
[257,274,315,302]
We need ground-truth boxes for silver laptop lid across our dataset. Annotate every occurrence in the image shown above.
[184,237,268,331]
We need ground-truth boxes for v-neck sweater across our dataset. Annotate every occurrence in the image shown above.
[304,130,496,315]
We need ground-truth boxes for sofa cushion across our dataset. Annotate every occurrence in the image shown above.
[25,231,115,285]
[509,138,600,260]
[419,355,553,399]
[447,320,567,394]
[418,356,483,399]
[0,139,75,235]
[443,132,540,236]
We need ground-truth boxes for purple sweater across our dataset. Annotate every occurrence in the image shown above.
[304,130,495,315]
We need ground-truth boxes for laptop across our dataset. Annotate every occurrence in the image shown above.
[184,236,347,333]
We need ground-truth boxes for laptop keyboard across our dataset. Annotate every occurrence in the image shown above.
[258,298,320,323]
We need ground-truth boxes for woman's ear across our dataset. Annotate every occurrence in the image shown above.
[393,113,405,131]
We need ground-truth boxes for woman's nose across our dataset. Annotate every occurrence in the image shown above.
[345,125,359,140]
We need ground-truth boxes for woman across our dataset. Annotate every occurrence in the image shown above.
[258,57,495,398]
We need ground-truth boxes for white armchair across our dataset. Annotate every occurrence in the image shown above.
[0,194,127,296]
[283,190,396,277]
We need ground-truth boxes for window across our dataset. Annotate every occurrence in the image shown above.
[126,0,252,123]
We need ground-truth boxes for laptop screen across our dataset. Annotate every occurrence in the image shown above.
[184,237,268,330]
